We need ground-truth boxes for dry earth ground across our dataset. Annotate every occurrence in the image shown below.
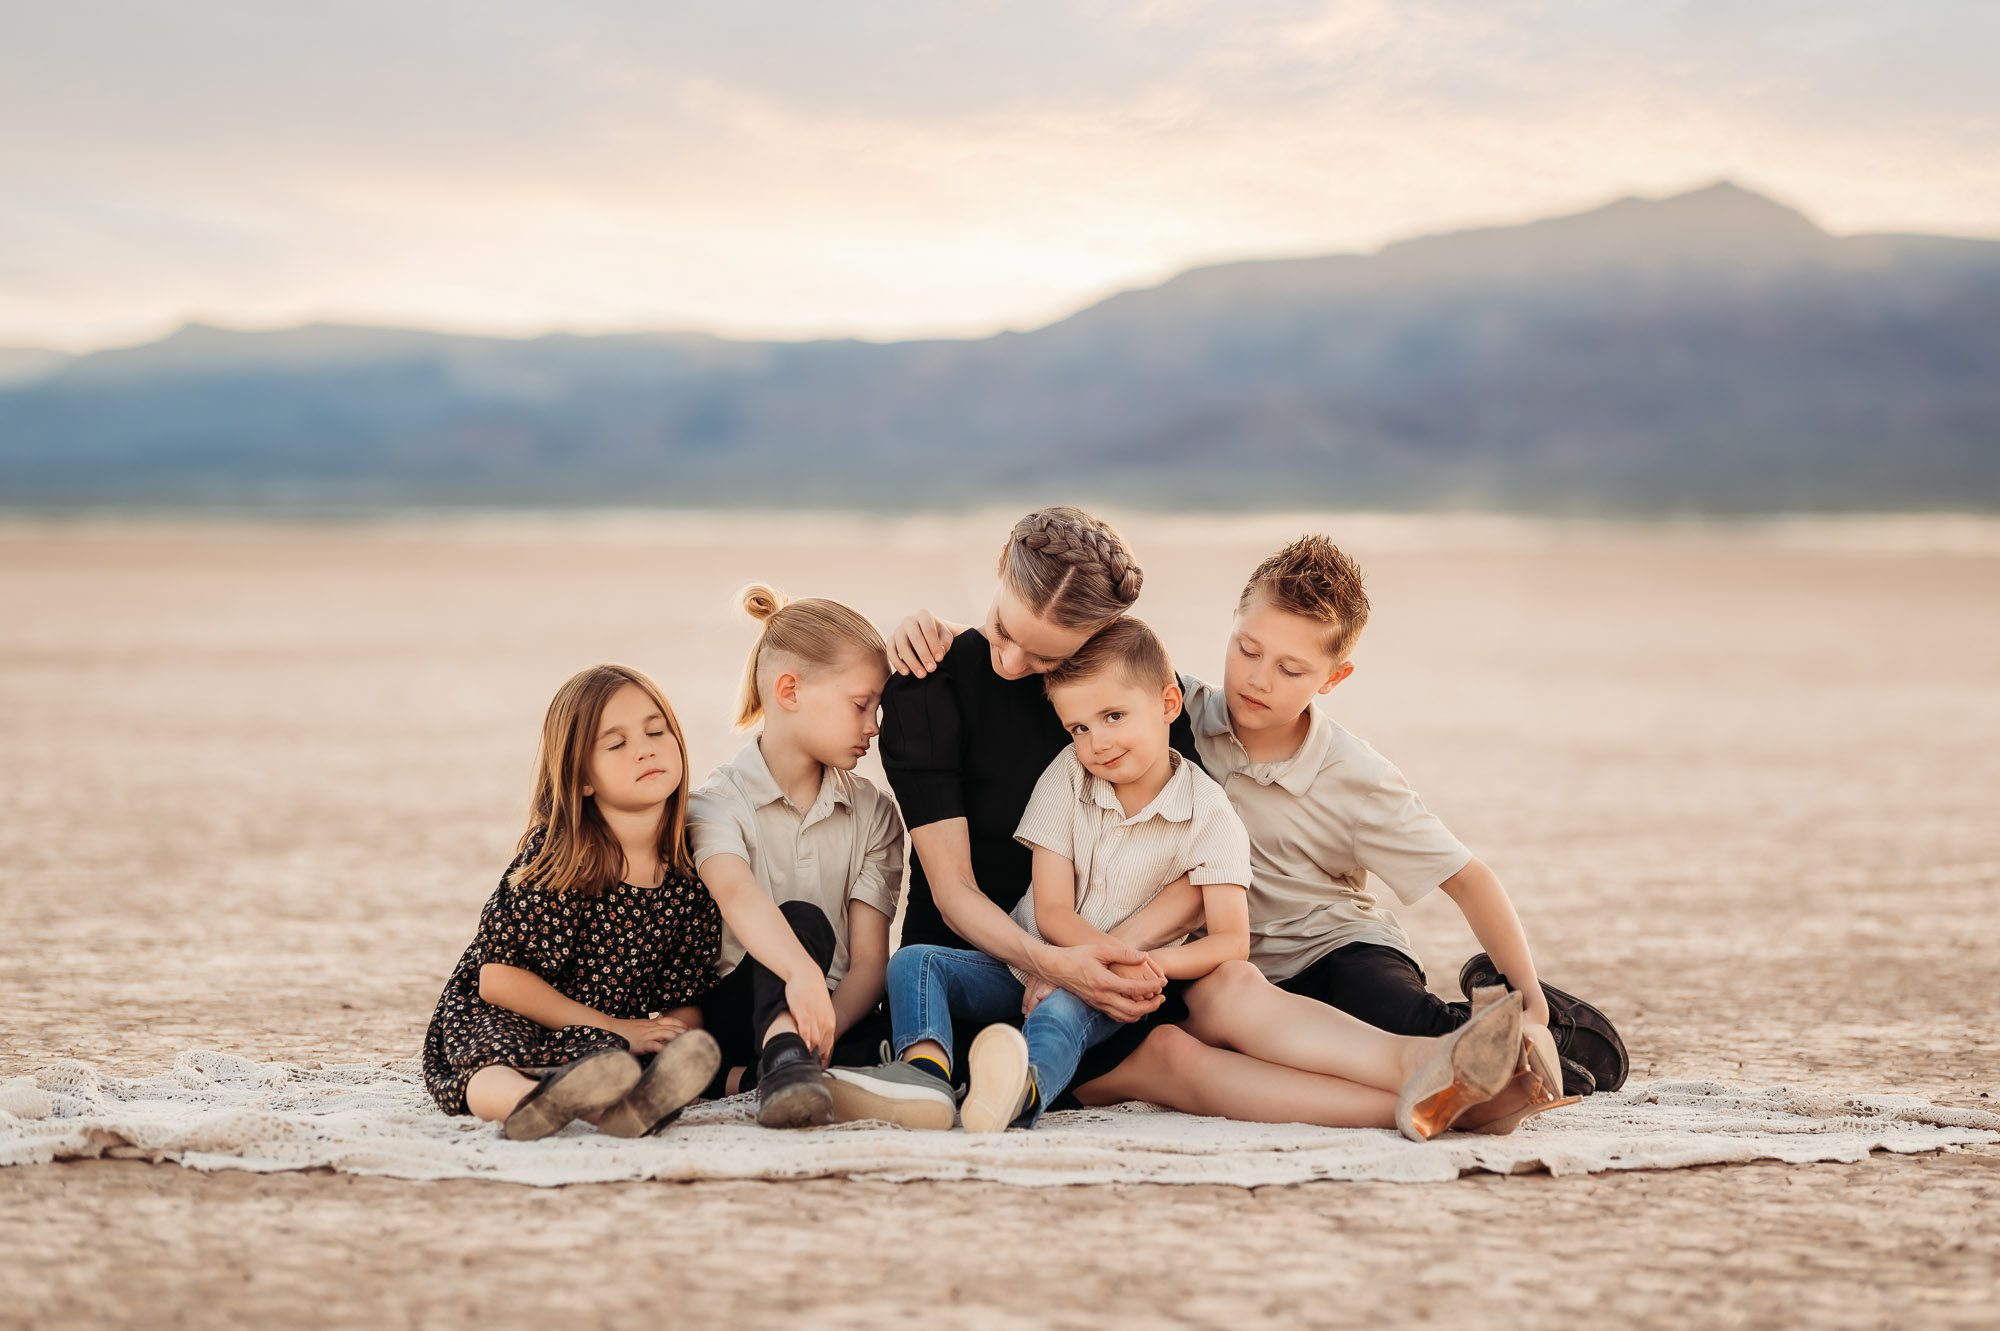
[3,512,1996,1329]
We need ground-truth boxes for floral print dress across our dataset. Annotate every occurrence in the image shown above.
[422,829,722,1115]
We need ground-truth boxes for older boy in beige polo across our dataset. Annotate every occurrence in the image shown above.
[1182,535,1626,1094]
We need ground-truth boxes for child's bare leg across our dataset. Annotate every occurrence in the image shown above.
[464,1065,538,1122]
[1181,959,1432,1092]
[1073,1024,1396,1127]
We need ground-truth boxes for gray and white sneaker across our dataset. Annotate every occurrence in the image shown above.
[825,1059,957,1130]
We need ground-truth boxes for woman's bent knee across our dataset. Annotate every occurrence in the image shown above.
[1073,1024,1205,1107]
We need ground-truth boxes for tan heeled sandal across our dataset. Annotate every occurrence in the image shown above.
[1395,987,1524,1142]
[1460,991,1582,1135]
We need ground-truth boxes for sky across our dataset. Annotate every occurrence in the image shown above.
[4,1,1996,352]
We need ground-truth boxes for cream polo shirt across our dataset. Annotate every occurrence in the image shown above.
[1008,747,1252,983]
[687,740,905,988]
[1183,676,1472,983]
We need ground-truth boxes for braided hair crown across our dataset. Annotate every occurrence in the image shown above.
[998,505,1144,631]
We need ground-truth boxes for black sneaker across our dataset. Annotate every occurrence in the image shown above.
[1457,953,1628,1094]
[754,1032,834,1128]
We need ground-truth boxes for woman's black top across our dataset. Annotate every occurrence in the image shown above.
[880,627,1203,950]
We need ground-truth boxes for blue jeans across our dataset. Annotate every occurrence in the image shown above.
[887,944,1122,1126]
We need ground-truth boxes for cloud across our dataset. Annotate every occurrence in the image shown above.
[2,1,1994,349]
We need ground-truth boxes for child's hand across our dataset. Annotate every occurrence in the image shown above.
[609,1015,690,1055]
[1107,956,1167,991]
[787,971,837,1063]
[1022,978,1057,1015]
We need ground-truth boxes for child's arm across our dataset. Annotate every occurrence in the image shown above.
[697,852,838,1059]
[476,965,687,1053]
[1027,845,1126,951]
[1143,883,1251,980]
[1439,857,1549,1026]
[830,794,900,1041]
[1106,872,1202,950]
[830,900,890,1042]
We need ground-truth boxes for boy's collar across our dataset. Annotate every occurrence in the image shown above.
[732,739,854,819]
[1078,748,1193,824]
[1191,682,1236,740]
[1196,683,1330,796]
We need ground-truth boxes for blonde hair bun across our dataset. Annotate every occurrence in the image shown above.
[732,585,888,729]
[740,583,789,623]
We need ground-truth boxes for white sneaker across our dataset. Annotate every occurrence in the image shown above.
[960,1025,1033,1133]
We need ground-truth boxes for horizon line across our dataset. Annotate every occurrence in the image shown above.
[14,177,2000,359]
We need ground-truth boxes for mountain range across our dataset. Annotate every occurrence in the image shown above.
[3,182,1996,511]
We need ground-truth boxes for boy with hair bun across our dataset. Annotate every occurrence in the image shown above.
[688,584,910,1127]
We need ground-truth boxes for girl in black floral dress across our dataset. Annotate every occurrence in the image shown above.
[422,663,730,1140]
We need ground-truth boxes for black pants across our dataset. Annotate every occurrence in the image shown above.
[1276,942,1471,1037]
[698,899,888,1094]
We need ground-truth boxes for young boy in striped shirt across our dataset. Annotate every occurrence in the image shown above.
[831,617,1253,1132]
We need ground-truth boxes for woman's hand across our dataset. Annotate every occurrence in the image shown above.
[1042,942,1166,1022]
[1028,954,1160,1016]
[887,610,965,678]
[786,971,838,1062]
[608,1015,690,1055]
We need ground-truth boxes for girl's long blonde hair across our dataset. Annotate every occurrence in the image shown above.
[511,663,695,896]
[735,583,887,728]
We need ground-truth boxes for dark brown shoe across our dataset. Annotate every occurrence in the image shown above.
[502,1048,642,1142]
[597,1031,722,1138]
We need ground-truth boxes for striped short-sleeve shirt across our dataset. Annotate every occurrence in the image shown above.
[1007,747,1251,980]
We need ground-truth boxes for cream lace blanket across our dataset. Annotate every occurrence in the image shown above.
[4,1052,1994,1187]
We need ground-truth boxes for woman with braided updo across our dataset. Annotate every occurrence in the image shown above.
[823,507,1214,1123]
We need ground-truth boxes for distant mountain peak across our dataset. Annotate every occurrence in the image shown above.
[1580,179,1825,239]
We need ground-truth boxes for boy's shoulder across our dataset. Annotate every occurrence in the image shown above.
[689,747,760,811]
[1020,748,1090,820]
[1182,759,1246,830]
[1037,744,1089,789]
[831,764,904,830]
[1182,754,1232,804]
[1300,706,1407,789]
[1311,709,1398,777]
